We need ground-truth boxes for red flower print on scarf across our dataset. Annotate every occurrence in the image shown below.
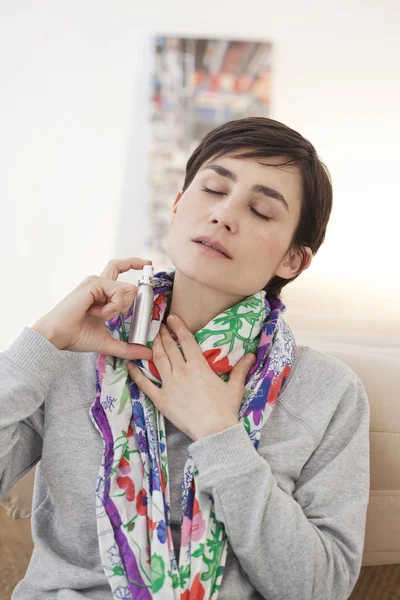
[191,498,205,539]
[269,364,291,406]
[144,295,166,380]
[152,295,164,321]
[147,515,157,540]
[118,456,131,475]
[116,476,135,502]
[181,497,206,546]
[160,465,167,494]
[203,348,231,374]
[148,360,161,380]
[136,488,148,516]
[180,572,205,600]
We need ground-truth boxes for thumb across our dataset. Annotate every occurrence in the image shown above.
[230,353,256,385]
[101,337,153,361]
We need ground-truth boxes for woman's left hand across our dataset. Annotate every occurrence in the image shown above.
[126,314,256,442]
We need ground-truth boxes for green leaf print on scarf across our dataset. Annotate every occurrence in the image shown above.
[151,554,166,593]
[243,416,251,436]
[161,454,168,489]
[202,513,226,582]
[195,296,262,356]
[167,570,179,589]
[192,542,205,558]
[107,358,128,384]
[179,564,191,588]
[183,508,226,593]
[165,564,192,591]
[117,382,130,415]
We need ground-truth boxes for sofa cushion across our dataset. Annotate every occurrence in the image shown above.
[0,465,36,519]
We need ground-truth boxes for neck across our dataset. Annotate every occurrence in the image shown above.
[166,269,244,335]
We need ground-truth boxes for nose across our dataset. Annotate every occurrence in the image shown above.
[208,201,239,233]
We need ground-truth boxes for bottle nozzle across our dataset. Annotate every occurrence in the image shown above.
[143,265,154,278]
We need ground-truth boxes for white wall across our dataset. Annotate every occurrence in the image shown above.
[1,0,399,350]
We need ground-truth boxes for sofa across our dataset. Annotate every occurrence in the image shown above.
[1,328,399,599]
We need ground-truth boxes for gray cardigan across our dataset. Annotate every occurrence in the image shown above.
[0,326,370,600]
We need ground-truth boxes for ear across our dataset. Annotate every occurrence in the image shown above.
[170,192,182,225]
[172,192,182,213]
[274,246,312,280]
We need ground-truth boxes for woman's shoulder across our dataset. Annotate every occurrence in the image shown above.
[278,343,368,440]
[292,343,361,386]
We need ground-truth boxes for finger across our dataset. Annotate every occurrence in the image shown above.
[87,304,112,319]
[127,362,162,407]
[100,257,153,280]
[87,287,135,319]
[159,323,184,365]
[151,331,172,378]
[101,337,153,362]
[86,279,137,316]
[229,354,256,387]
[165,315,203,364]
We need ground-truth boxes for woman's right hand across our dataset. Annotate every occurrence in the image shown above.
[32,257,154,361]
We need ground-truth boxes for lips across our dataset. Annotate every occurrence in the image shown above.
[192,236,232,258]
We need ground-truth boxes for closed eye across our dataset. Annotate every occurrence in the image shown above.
[201,186,271,222]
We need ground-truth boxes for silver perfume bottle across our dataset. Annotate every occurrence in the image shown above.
[128,265,154,346]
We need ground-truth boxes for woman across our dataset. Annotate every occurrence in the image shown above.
[0,117,370,600]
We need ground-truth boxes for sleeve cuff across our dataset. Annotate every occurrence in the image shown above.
[188,421,268,492]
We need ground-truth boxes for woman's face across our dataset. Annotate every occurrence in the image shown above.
[166,153,308,298]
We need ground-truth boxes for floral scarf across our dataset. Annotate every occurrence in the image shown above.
[89,267,296,600]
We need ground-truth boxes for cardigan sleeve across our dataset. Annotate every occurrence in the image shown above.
[188,374,370,600]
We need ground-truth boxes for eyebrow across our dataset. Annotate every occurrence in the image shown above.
[200,163,290,212]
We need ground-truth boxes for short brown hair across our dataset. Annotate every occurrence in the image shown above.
[181,117,333,297]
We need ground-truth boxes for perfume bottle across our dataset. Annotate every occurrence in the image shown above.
[128,265,154,346]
